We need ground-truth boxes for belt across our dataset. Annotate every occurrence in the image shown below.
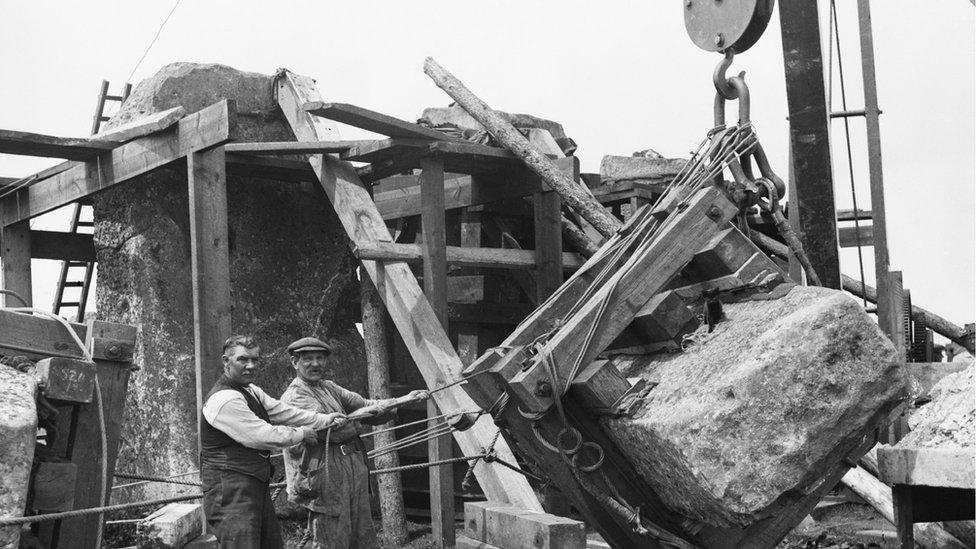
[331,438,364,456]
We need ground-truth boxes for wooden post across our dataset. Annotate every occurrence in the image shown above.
[534,191,563,302]
[456,211,482,366]
[421,155,455,548]
[892,485,914,549]
[779,0,841,289]
[54,321,137,549]
[187,145,232,454]
[361,273,408,544]
[1,220,32,306]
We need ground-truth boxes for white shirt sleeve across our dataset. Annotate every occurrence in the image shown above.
[203,389,308,451]
[248,385,335,431]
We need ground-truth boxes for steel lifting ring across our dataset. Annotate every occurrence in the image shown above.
[556,427,583,456]
[571,441,605,473]
[531,421,561,454]
[713,75,751,127]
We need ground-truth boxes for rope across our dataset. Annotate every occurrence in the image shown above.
[370,454,488,475]
[829,0,868,304]
[114,473,202,487]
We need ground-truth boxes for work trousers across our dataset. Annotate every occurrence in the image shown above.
[201,467,284,549]
[304,449,378,549]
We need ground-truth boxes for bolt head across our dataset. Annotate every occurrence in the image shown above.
[685,0,692,7]
[535,381,552,398]
[707,205,723,219]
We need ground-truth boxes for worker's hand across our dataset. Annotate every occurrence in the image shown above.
[301,427,318,446]
[406,389,430,402]
[324,412,348,429]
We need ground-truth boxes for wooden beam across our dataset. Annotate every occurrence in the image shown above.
[224,140,374,155]
[1,221,32,306]
[1,100,236,226]
[509,187,738,413]
[276,69,541,511]
[0,129,120,160]
[353,242,584,271]
[93,106,186,143]
[420,155,455,548]
[304,102,459,141]
[226,153,317,183]
[373,161,570,219]
[534,190,563,301]
[25,230,95,262]
[187,145,232,453]
[779,0,841,288]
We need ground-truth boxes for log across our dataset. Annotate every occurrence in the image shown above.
[423,57,621,239]
[841,466,967,549]
[361,275,408,544]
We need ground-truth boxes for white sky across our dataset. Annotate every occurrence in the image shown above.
[1,1,973,334]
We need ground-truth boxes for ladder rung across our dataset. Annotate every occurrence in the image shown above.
[67,261,89,268]
[63,282,85,287]
[58,302,81,307]
[99,116,111,121]
[830,108,882,119]
[105,94,126,101]
[76,221,95,227]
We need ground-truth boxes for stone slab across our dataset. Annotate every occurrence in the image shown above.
[483,505,586,549]
[0,366,37,549]
[605,285,907,528]
[138,503,204,548]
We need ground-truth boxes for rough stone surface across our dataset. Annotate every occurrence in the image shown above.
[604,285,907,528]
[599,155,686,184]
[93,63,364,497]
[0,366,37,549]
[418,105,568,140]
[901,363,974,448]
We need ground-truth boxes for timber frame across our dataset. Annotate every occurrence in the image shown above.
[1,69,970,549]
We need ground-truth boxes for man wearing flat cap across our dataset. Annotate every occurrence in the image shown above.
[281,336,428,548]
[200,335,350,549]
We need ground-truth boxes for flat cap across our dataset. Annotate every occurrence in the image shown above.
[287,336,332,356]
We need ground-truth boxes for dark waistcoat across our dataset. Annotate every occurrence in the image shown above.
[200,375,273,482]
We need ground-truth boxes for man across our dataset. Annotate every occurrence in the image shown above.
[201,335,349,549]
[280,336,428,549]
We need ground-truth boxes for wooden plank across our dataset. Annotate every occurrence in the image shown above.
[26,230,96,262]
[1,220,32,305]
[304,102,459,141]
[93,106,186,143]
[226,153,317,183]
[225,140,374,155]
[188,145,233,451]
[534,190,563,302]
[0,220,32,306]
[30,462,77,512]
[877,447,975,489]
[342,137,435,164]
[0,309,134,360]
[509,187,738,412]
[455,210,482,367]
[373,167,553,220]
[448,303,533,325]
[353,242,584,271]
[839,224,874,247]
[420,155,455,548]
[55,320,136,549]
[892,485,914,549]
[1,100,235,226]
[0,129,120,160]
[276,70,541,511]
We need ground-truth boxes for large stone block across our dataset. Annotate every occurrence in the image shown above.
[0,367,37,549]
[93,63,364,496]
[604,285,907,527]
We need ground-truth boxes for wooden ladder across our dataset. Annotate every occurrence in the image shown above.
[52,80,131,321]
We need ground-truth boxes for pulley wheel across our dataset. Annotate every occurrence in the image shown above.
[684,0,776,54]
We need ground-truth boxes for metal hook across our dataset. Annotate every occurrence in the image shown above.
[713,51,737,99]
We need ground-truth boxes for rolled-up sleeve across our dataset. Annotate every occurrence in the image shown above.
[203,391,307,451]
[252,385,334,430]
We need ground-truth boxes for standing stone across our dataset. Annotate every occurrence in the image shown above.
[0,366,37,549]
[604,285,908,528]
[93,63,364,496]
